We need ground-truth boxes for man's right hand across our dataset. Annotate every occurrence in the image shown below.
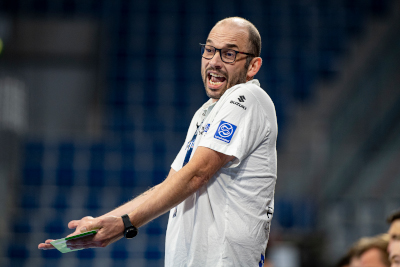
[38,216,96,250]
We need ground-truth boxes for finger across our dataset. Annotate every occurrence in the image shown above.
[68,220,80,229]
[67,240,102,249]
[67,234,96,244]
[38,242,55,250]
[66,229,82,238]
[81,219,102,232]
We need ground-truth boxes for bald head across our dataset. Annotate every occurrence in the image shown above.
[213,17,261,59]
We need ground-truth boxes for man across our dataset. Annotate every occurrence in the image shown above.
[389,240,400,267]
[387,210,400,244]
[348,235,390,267]
[38,17,277,266]
[335,252,352,267]
[387,210,400,266]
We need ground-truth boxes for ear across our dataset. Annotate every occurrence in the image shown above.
[246,57,262,80]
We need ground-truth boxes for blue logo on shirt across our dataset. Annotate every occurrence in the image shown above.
[259,254,265,267]
[214,121,237,143]
[204,123,210,133]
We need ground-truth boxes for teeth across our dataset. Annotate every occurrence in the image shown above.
[209,79,222,85]
[210,73,224,78]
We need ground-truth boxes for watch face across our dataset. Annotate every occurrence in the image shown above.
[125,227,138,239]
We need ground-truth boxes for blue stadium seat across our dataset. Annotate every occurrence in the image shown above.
[58,142,75,167]
[155,35,177,57]
[145,247,162,260]
[275,198,295,228]
[109,87,128,107]
[22,167,43,186]
[20,193,40,210]
[88,169,105,187]
[44,218,66,235]
[143,109,165,132]
[90,143,106,168]
[152,169,167,185]
[128,58,146,80]
[120,168,136,187]
[52,191,70,211]
[111,243,129,260]
[41,248,62,259]
[7,244,29,259]
[76,259,95,267]
[121,142,135,167]
[153,141,165,157]
[173,106,191,132]
[146,223,164,236]
[107,111,126,133]
[23,141,44,168]
[76,248,95,259]
[155,58,176,81]
[56,167,74,187]
[294,199,317,229]
[85,189,102,212]
[12,217,32,234]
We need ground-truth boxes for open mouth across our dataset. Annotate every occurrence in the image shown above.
[207,72,226,88]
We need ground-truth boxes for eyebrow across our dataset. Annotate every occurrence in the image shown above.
[391,255,400,261]
[206,39,239,50]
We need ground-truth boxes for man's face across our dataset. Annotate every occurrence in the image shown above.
[389,220,400,242]
[358,248,388,267]
[350,256,361,267]
[201,22,250,101]
[389,241,400,267]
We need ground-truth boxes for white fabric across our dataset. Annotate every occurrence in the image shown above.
[165,79,278,267]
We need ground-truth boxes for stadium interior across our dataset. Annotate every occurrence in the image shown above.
[0,0,399,266]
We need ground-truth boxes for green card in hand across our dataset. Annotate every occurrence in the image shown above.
[50,230,97,253]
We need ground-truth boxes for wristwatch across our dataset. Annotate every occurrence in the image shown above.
[121,214,138,239]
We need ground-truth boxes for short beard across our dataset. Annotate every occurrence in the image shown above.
[202,66,248,100]
[227,66,248,90]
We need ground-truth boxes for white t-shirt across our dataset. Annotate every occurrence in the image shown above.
[165,79,277,267]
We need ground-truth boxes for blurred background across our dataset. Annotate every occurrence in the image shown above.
[0,0,399,266]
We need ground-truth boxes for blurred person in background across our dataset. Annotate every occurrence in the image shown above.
[348,234,390,267]
[264,259,274,267]
[387,210,400,267]
[335,251,353,267]
[389,240,400,267]
[38,16,278,267]
[387,210,400,243]
[335,237,362,267]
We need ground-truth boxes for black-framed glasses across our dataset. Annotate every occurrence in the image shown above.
[200,43,255,63]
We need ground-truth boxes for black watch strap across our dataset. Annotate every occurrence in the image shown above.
[122,214,132,228]
[121,214,138,239]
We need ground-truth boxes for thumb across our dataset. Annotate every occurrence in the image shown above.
[82,219,102,232]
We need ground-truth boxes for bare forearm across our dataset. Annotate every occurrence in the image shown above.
[99,168,176,219]
[99,185,158,218]
[128,167,201,226]
[127,147,234,228]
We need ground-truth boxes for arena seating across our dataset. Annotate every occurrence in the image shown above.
[0,0,393,266]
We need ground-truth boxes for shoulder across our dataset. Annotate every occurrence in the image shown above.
[223,81,275,114]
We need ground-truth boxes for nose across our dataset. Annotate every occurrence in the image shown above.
[208,50,223,69]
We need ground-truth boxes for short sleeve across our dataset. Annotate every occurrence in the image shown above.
[198,87,271,168]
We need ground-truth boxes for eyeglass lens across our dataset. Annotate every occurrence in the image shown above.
[201,45,236,63]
